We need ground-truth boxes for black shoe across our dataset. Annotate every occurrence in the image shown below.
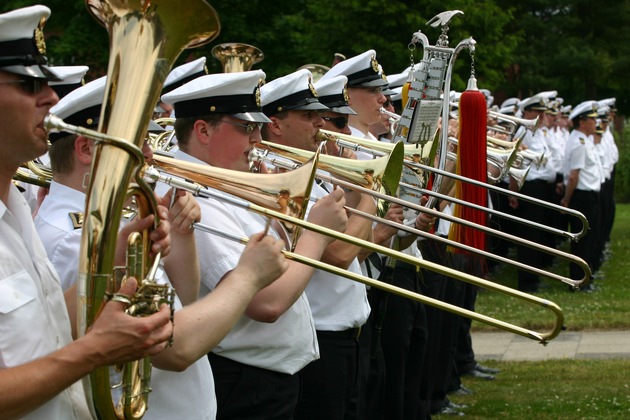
[435,406,465,416]
[474,363,500,375]
[462,369,495,380]
[580,283,597,293]
[449,385,474,396]
[447,401,468,410]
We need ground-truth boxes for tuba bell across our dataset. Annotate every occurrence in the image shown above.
[212,42,264,73]
[297,64,330,82]
[75,0,220,418]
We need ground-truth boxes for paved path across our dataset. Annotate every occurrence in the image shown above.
[471,330,630,361]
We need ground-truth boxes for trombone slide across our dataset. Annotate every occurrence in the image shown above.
[148,168,565,344]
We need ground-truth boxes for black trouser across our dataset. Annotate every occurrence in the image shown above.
[208,352,301,420]
[600,176,615,245]
[296,328,362,420]
[359,288,384,420]
[417,239,462,417]
[378,262,427,420]
[515,179,554,292]
[487,181,516,270]
[568,189,600,282]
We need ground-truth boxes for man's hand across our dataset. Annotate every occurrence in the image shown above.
[233,232,289,291]
[307,188,348,244]
[87,277,174,363]
[116,207,172,266]
[158,189,200,235]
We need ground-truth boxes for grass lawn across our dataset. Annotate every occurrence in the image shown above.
[474,204,630,333]
[450,359,630,419]
[448,204,630,418]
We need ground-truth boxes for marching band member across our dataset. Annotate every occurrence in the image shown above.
[321,51,434,420]
[0,6,173,418]
[36,75,290,419]
[562,100,603,292]
[596,99,619,259]
[260,68,370,420]
[161,69,348,419]
[510,94,557,293]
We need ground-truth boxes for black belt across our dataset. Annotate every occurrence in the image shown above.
[317,327,362,339]
[393,260,417,272]
[525,179,554,185]
[573,189,599,199]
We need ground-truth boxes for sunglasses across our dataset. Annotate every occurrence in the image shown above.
[0,76,48,95]
[220,120,264,134]
[322,116,348,129]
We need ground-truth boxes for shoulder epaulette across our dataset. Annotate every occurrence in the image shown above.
[68,212,83,229]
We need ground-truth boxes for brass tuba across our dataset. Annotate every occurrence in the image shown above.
[76,1,220,418]
[212,42,264,72]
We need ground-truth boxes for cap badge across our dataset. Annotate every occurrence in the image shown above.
[342,86,349,103]
[370,55,379,73]
[34,17,47,55]
[308,76,318,97]
[255,78,263,107]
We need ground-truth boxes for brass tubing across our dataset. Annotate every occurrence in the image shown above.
[325,129,589,241]
[149,167,565,344]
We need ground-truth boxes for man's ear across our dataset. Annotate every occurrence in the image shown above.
[267,116,283,136]
[193,119,212,145]
[74,135,93,165]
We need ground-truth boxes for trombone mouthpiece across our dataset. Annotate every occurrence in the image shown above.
[316,130,336,143]
[43,113,65,133]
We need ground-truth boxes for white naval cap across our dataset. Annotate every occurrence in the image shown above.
[519,95,548,111]
[382,67,409,96]
[537,90,558,100]
[314,75,356,115]
[162,70,271,123]
[598,97,616,111]
[0,5,60,81]
[162,57,208,95]
[261,68,329,116]
[49,76,163,142]
[48,76,107,142]
[597,105,610,120]
[49,65,89,98]
[390,86,403,103]
[560,104,572,116]
[499,97,519,115]
[321,49,388,88]
[501,97,520,109]
[386,68,410,90]
[569,100,598,121]
[479,88,494,108]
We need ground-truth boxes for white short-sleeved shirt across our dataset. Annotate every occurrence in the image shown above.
[34,181,84,290]
[166,150,319,375]
[522,129,556,182]
[563,129,603,192]
[546,127,565,174]
[600,129,617,179]
[304,182,371,331]
[0,185,93,419]
[604,127,619,165]
[34,182,216,419]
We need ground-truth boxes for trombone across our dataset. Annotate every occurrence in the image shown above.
[146,154,565,344]
[254,140,590,289]
[324,129,589,241]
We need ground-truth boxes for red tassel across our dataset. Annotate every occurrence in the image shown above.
[448,89,487,252]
